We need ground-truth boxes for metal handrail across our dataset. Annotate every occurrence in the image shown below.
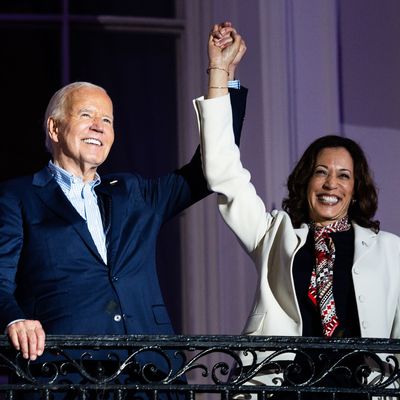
[0,335,399,399]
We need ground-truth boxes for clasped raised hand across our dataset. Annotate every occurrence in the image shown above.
[208,22,246,79]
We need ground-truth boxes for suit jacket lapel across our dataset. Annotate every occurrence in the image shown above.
[95,178,127,267]
[96,190,112,246]
[33,168,105,263]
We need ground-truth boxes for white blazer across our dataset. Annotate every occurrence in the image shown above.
[195,94,400,374]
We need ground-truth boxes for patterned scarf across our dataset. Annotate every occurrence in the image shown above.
[308,216,351,337]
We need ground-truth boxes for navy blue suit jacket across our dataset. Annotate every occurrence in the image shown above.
[0,88,247,338]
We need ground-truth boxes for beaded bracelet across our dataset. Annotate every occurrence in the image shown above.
[209,86,228,89]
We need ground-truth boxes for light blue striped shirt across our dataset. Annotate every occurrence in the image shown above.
[227,79,240,89]
[48,161,107,264]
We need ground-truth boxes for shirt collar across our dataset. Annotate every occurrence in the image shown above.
[48,160,101,191]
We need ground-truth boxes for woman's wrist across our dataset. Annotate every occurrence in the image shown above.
[206,65,229,76]
[207,69,229,99]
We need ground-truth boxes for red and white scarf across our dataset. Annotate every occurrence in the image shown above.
[308,216,351,337]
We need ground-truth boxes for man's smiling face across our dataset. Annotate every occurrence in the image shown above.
[49,86,115,180]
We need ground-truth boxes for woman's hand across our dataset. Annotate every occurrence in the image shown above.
[210,22,246,80]
[207,22,243,99]
[208,22,242,72]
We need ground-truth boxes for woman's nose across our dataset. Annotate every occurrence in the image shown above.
[323,175,337,189]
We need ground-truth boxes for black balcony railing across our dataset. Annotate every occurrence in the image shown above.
[0,335,399,399]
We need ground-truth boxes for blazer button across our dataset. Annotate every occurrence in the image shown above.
[114,314,122,322]
[112,276,119,282]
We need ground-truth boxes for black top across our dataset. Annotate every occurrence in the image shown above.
[293,227,361,337]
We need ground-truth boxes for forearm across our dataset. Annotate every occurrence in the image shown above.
[195,95,268,252]
[195,95,250,197]
[176,86,248,209]
[207,66,230,99]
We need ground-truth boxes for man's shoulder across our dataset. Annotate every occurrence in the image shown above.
[0,167,53,197]
[99,171,174,201]
[101,171,142,185]
[0,175,37,206]
[99,171,149,195]
[0,173,35,191]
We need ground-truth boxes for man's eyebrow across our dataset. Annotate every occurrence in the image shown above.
[77,107,93,113]
[76,107,113,120]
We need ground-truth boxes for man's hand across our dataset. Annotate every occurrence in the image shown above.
[228,34,246,80]
[7,319,45,360]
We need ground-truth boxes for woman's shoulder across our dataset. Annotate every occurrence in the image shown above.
[376,230,400,257]
[376,228,400,243]
[354,223,399,240]
[270,209,293,223]
[268,209,309,236]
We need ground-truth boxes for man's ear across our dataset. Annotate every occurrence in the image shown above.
[47,117,60,143]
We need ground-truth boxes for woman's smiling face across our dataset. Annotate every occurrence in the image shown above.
[307,146,355,226]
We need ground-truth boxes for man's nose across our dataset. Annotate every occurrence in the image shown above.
[90,117,104,133]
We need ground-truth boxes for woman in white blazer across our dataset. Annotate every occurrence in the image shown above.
[196,25,400,399]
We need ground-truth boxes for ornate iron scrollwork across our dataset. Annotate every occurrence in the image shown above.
[0,335,399,398]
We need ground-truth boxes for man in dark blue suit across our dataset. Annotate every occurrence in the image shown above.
[0,26,247,381]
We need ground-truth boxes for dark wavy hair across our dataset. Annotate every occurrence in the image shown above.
[282,135,379,232]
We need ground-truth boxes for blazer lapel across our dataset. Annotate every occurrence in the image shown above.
[352,222,377,267]
[33,168,105,263]
[295,223,309,249]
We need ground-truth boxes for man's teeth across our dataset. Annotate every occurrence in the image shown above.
[83,138,102,146]
[318,195,339,204]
